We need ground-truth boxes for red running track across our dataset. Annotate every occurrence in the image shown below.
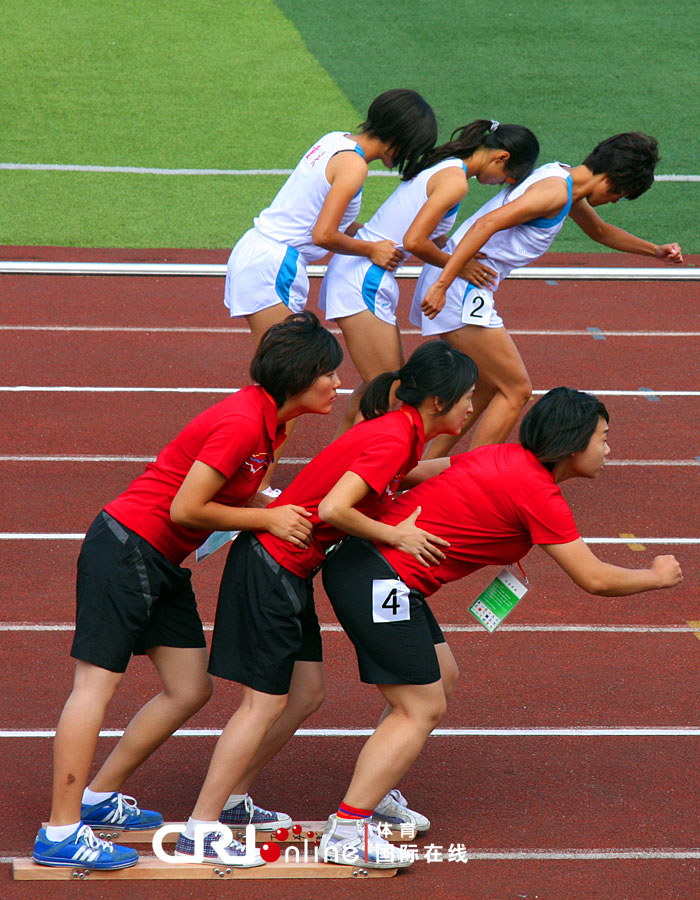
[1,248,698,899]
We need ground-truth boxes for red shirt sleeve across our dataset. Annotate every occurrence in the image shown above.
[518,486,580,545]
[196,414,260,480]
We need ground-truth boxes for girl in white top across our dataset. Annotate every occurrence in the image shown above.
[319,119,540,435]
[223,89,437,346]
[415,131,684,458]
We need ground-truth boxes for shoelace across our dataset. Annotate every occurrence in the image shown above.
[113,793,140,819]
[76,825,112,852]
[385,788,408,807]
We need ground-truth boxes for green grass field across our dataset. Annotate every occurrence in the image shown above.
[2,0,698,251]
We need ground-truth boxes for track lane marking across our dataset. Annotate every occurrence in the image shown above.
[3,534,698,543]
[1,456,697,466]
[1,623,697,634]
[2,728,700,738]
[2,387,700,397]
[2,325,700,337]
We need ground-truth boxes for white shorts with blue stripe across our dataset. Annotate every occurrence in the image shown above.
[319,252,399,326]
[224,228,310,317]
[409,262,504,335]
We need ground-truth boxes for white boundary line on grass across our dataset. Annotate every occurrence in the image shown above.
[1,162,698,182]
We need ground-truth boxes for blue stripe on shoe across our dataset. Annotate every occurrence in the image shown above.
[274,246,300,306]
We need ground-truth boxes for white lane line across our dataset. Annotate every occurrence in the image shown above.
[0,456,696,466]
[1,849,699,863]
[2,727,700,738]
[2,261,698,280]
[0,455,313,463]
[2,534,698,543]
[1,623,696,634]
[2,387,700,397]
[1,325,700,337]
[1,163,697,181]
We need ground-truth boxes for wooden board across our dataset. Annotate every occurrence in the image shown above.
[13,856,398,880]
[42,821,415,843]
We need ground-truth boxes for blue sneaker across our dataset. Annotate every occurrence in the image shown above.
[33,825,138,869]
[219,795,292,832]
[81,792,163,831]
[174,828,264,867]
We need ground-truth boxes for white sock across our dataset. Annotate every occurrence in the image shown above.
[82,787,115,805]
[184,816,220,840]
[223,793,248,810]
[45,822,81,842]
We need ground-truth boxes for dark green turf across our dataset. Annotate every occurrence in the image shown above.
[1,0,697,250]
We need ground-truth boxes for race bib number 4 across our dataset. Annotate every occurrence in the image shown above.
[372,578,411,623]
[461,283,494,325]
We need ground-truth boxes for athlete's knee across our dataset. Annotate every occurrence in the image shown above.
[504,375,532,410]
[165,673,213,715]
[440,658,460,700]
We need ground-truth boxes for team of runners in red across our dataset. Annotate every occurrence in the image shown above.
[33,89,684,872]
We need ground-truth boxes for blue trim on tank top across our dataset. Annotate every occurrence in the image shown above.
[527,174,573,229]
[444,162,469,219]
[361,264,385,314]
[275,245,300,306]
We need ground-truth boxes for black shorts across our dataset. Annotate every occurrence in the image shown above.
[322,537,445,685]
[71,511,206,673]
[208,532,322,695]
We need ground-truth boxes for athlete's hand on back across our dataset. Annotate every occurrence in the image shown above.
[265,505,313,547]
[369,239,403,270]
[459,253,497,288]
[391,506,450,568]
[652,555,682,587]
[420,283,447,319]
[654,243,683,264]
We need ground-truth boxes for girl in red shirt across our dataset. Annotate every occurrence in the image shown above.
[173,340,479,865]
[317,387,682,868]
[34,313,343,871]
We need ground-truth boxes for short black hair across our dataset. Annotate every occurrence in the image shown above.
[582,132,659,200]
[520,387,609,469]
[250,311,342,407]
[360,89,438,181]
[361,340,478,420]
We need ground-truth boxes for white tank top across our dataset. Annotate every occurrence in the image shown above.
[447,162,573,288]
[254,132,365,262]
[356,158,467,261]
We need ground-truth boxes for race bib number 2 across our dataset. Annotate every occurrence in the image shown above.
[372,578,411,623]
[461,283,494,325]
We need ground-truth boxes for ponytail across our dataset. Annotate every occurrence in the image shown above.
[360,341,478,420]
[417,119,539,183]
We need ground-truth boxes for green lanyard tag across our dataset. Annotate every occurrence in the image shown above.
[469,567,528,632]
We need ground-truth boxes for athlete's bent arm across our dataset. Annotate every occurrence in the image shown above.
[421,178,569,318]
[170,461,312,546]
[312,153,402,269]
[569,200,683,262]
[318,471,449,567]
[541,537,682,596]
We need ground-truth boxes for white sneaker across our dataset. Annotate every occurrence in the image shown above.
[319,815,414,869]
[373,789,430,833]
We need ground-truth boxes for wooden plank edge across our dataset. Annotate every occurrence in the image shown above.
[13,856,398,880]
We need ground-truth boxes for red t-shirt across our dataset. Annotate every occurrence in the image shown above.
[258,405,425,578]
[378,443,580,596]
[105,386,284,564]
